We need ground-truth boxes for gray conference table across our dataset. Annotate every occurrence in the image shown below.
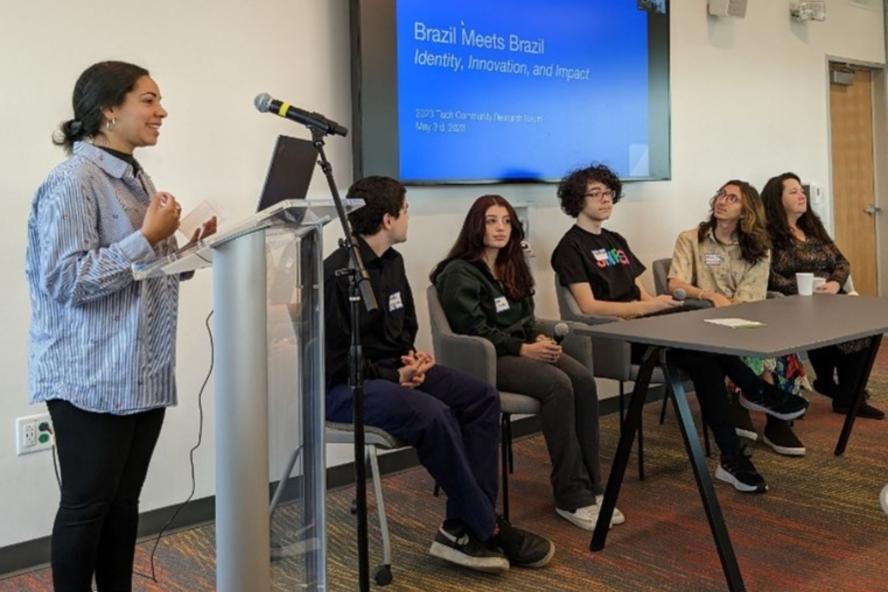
[581,295,888,592]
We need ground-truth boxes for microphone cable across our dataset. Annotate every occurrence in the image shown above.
[136,308,214,583]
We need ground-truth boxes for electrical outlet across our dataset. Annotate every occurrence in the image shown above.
[16,414,54,455]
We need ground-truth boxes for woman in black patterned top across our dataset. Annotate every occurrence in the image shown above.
[762,172,884,419]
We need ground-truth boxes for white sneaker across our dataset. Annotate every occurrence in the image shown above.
[595,495,626,525]
[556,504,612,531]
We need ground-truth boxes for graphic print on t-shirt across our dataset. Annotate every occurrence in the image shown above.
[592,248,631,269]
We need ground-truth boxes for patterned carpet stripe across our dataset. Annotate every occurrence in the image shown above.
[3,345,887,591]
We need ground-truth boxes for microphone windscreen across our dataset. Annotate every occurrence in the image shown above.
[554,322,570,343]
[254,93,272,112]
[672,288,687,301]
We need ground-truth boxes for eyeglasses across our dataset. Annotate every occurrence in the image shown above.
[585,190,616,201]
[713,190,741,205]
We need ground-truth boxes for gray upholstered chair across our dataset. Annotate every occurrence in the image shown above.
[554,278,711,474]
[652,257,672,296]
[270,422,404,586]
[426,285,593,519]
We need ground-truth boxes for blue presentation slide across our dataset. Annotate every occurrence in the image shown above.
[396,0,652,182]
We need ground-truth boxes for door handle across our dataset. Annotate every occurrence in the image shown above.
[864,203,883,215]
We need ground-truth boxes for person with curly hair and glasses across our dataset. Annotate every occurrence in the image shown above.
[761,172,884,420]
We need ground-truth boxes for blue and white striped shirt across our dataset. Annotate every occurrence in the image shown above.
[26,142,181,414]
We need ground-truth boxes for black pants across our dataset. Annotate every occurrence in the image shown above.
[808,343,871,405]
[47,399,165,592]
[496,354,600,510]
[662,349,767,458]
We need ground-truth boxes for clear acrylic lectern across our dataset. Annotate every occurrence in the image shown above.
[134,198,362,592]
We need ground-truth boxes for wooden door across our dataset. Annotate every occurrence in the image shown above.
[830,68,879,296]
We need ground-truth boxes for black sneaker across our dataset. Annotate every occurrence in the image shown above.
[763,418,806,456]
[739,383,808,421]
[729,393,758,441]
[429,521,509,573]
[715,447,768,493]
[492,515,554,568]
[833,396,886,420]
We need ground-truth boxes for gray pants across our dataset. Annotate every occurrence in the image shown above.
[497,353,600,510]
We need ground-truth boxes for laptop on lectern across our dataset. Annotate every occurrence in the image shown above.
[256,135,318,212]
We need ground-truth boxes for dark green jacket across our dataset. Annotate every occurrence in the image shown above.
[434,259,537,356]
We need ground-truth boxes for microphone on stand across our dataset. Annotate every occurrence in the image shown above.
[254,92,348,137]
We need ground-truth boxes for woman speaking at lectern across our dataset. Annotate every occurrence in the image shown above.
[25,61,213,591]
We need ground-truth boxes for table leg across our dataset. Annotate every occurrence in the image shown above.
[834,335,882,456]
[590,346,658,551]
[663,361,745,592]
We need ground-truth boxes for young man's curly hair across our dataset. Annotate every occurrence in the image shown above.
[557,164,623,218]
[346,176,406,235]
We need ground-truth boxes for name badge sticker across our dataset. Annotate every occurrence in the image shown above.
[494,296,510,313]
[388,291,404,312]
[703,252,724,266]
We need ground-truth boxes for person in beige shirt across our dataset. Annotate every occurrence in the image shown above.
[667,182,770,307]
[667,179,808,458]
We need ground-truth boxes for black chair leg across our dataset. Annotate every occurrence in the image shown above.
[506,415,515,474]
[618,382,626,429]
[637,414,645,481]
[659,387,670,425]
[702,421,712,458]
[501,414,511,521]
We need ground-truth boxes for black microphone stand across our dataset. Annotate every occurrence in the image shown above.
[309,126,376,592]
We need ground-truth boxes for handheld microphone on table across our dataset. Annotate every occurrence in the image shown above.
[553,322,571,345]
[672,288,687,302]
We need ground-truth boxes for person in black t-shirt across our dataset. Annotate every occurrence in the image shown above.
[325,176,553,573]
[551,165,807,494]
[551,166,679,318]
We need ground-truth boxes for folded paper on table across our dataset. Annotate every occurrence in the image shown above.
[703,318,766,329]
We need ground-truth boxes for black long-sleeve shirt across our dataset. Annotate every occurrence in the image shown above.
[324,238,418,389]
[434,258,537,357]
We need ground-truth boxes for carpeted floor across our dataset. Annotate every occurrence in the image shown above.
[3,350,888,591]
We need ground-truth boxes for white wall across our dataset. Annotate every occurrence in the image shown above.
[0,0,883,549]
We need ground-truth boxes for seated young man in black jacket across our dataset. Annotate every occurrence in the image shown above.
[325,176,553,573]
[550,165,808,493]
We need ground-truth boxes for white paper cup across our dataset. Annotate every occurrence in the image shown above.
[812,277,826,292]
[796,272,815,296]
